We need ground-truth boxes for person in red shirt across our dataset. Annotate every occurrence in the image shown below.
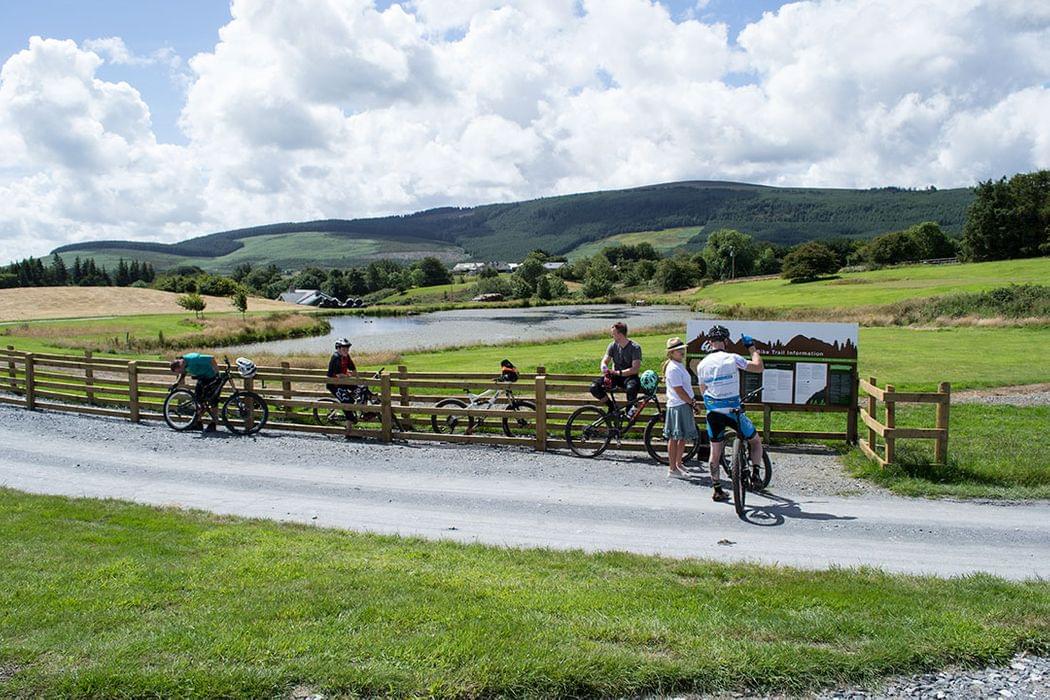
[326,338,358,418]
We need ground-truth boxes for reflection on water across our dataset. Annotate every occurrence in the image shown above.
[230,304,698,355]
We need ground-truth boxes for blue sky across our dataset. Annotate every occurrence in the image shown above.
[1,0,1047,262]
[0,0,783,144]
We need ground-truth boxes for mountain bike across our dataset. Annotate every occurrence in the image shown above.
[163,356,268,435]
[430,377,536,438]
[313,368,407,431]
[725,386,773,516]
[566,389,700,461]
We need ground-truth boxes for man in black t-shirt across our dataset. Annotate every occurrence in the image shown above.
[590,321,642,411]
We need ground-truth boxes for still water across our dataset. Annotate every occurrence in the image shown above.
[231,304,696,355]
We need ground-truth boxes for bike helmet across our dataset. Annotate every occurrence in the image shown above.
[639,369,659,396]
[707,324,731,342]
[499,359,519,383]
[335,337,352,348]
[235,357,257,379]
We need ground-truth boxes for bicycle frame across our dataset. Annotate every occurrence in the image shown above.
[602,390,659,437]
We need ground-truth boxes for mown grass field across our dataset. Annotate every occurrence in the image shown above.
[682,257,1050,311]
[1,489,1046,698]
[0,286,297,322]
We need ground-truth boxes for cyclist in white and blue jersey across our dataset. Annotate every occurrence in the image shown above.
[696,325,765,502]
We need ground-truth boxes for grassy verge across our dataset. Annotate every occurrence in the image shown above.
[845,403,1050,499]
[0,312,329,357]
[1,489,1047,698]
[680,258,1050,311]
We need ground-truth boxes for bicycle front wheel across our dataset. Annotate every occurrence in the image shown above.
[501,399,536,438]
[222,391,269,435]
[313,397,348,426]
[431,398,471,434]
[731,437,747,517]
[163,389,199,431]
[565,405,613,458]
[643,413,700,465]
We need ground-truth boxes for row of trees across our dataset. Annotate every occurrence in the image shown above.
[0,254,156,289]
[961,170,1049,261]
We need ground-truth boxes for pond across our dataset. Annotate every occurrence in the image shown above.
[230,304,699,355]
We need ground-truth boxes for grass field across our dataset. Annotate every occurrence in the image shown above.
[0,286,298,322]
[683,258,1050,311]
[57,232,468,273]
[567,226,703,260]
[0,489,1045,698]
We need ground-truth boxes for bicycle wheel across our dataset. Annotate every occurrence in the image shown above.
[313,397,348,426]
[643,413,700,465]
[431,398,471,434]
[163,389,199,431]
[501,399,536,438]
[565,405,613,458]
[731,436,747,516]
[222,390,269,435]
[754,450,773,490]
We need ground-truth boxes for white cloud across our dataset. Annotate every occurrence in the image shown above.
[1,0,1049,263]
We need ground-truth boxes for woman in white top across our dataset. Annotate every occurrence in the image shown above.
[661,337,699,478]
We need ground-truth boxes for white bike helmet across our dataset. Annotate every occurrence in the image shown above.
[335,337,352,348]
[236,357,257,379]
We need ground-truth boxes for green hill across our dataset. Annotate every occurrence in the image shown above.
[53,180,973,271]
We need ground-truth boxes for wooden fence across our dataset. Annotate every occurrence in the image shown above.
[858,376,951,467]
[2,346,867,455]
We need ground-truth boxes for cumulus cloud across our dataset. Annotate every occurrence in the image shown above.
[1,0,1049,262]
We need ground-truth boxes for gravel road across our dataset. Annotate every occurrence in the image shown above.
[1,404,1047,579]
[954,383,1050,407]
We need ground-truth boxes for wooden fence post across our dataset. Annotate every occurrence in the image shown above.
[846,371,859,445]
[866,376,877,457]
[380,371,393,443]
[6,345,17,395]
[244,376,255,433]
[935,382,950,465]
[24,353,35,410]
[762,404,772,445]
[84,349,95,405]
[397,365,413,430]
[534,373,547,452]
[280,361,292,421]
[128,361,140,423]
[884,384,896,464]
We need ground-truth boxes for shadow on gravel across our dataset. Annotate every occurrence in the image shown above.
[740,493,858,527]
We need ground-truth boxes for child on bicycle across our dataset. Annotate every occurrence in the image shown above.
[326,338,358,420]
[696,325,765,502]
[169,352,222,433]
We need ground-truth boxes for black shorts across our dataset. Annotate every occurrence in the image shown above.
[194,375,224,405]
[705,410,757,442]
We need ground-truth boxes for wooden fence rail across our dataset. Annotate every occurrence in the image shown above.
[858,376,950,467]
[1,346,875,456]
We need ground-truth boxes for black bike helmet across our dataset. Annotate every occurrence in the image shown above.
[500,359,519,383]
[708,324,731,342]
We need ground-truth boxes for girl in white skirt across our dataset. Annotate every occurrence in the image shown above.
[662,337,699,478]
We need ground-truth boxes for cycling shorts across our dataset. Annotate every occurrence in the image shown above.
[194,375,224,405]
[705,410,757,442]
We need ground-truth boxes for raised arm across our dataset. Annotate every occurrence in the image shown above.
[741,335,764,373]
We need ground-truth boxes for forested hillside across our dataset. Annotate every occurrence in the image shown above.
[53,180,973,270]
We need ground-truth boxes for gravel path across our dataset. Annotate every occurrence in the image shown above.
[0,403,1048,579]
[954,383,1050,407]
[694,652,1050,699]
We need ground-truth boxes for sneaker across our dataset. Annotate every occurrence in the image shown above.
[712,486,729,502]
[667,467,690,480]
[750,466,763,490]
[626,405,638,420]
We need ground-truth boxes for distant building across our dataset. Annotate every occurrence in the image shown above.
[452,262,487,275]
[542,261,566,271]
[278,289,334,306]
[451,261,514,275]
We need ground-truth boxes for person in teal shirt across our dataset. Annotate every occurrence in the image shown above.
[169,352,221,432]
